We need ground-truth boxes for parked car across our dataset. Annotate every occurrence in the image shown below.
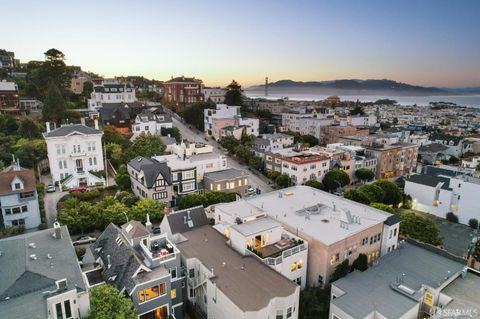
[73,235,97,245]
[68,186,88,194]
[46,184,56,193]
[247,186,255,195]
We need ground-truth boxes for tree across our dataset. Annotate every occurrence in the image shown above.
[105,143,124,169]
[305,179,323,190]
[472,241,480,262]
[42,84,66,124]
[219,136,238,154]
[41,48,71,91]
[178,192,237,209]
[400,212,442,246]
[299,285,331,319]
[130,198,165,223]
[372,180,402,206]
[322,169,350,192]
[161,127,182,142]
[351,254,368,271]
[115,165,132,191]
[0,115,19,134]
[468,218,479,230]
[87,284,138,319]
[276,174,291,188]
[343,189,371,205]
[83,81,94,98]
[103,125,130,147]
[234,145,254,164]
[330,259,349,282]
[125,134,165,161]
[57,199,98,234]
[357,184,385,203]
[350,105,365,116]
[224,80,243,106]
[115,191,138,207]
[248,156,263,170]
[354,168,374,182]
[182,101,215,131]
[17,118,42,138]
[24,83,40,98]
[369,202,395,214]
[448,156,460,164]
[13,138,47,168]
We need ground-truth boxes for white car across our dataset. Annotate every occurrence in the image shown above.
[46,184,56,193]
[247,186,256,195]
[73,235,97,246]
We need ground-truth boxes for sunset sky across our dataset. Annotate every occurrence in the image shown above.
[2,0,479,88]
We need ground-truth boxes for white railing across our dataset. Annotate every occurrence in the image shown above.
[248,243,307,266]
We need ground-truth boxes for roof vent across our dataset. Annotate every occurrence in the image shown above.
[28,243,36,249]
[29,254,37,260]
[47,254,52,259]
[53,222,62,239]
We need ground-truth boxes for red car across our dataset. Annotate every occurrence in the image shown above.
[68,186,88,194]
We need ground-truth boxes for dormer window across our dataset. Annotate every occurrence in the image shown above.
[15,183,21,190]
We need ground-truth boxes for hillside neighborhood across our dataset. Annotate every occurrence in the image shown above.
[0,47,479,319]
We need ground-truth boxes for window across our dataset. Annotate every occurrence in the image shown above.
[393,228,397,236]
[64,300,72,318]
[89,158,93,165]
[276,310,284,319]
[330,253,339,265]
[183,170,195,179]
[170,267,177,279]
[56,303,63,319]
[183,182,195,192]
[12,207,21,214]
[21,205,28,213]
[389,230,393,239]
[291,262,297,272]
[297,259,303,269]
[189,269,195,278]
[12,219,25,226]
[287,307,293,318]
[4,208,11,215]
[153,192,168,200]
[138,284,165,303]
[171,288,176,299]
[93,157,97,165]
[14,183,21,190]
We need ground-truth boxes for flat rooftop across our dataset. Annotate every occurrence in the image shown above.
[441,271,480,310]
[204,168,248,182]
[231,216,281,237]
[331,242,466,318]
[176,225,298,312]
[234,186,392,246]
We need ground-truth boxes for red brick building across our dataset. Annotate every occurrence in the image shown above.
[163,76,204,112]
[0,81,20,114]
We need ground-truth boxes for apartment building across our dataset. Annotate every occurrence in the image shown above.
[168,141,213,159]
[153,154,198,198]
[217,186,400,287]
[320,124,366,145]
[366,142,418,179]
[155,152,227,181]
[252,133,295,157]
[88,79,136,110]
[163,76,204,112]
[429,132,473,157]
[0,223,90,319]
[330,240,467,319]
[131,110,173,140]
[177,225,300,319]
[281,153,331,185]
[0,160,41,229]
[203,168,250,196]
[19,97,43,112]
[128,156,173,206]
[404,165,480,225]
[202,87,226,103]
[0,80,20,114]
[43,121,105,188]
[418,143,450,164]
[88,220,185,319]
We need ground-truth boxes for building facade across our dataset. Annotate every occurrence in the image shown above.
[88,79,136,110]
[131,110,173,140]
[0,161,41,229]
[0,80,20,114]
[202,87,226,103]
[203,168,249,196]
[43,122,105,188]
[163,76,204,112]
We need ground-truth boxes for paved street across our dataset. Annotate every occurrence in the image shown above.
[44,189,68,227]
[168,113,273,194]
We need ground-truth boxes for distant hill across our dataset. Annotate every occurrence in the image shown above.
[246,79,476,96]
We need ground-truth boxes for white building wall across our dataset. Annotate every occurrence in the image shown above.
[282,160,330,185]
[0,192,41,229]
[381,223,399,255]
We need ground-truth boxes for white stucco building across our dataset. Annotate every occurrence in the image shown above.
[43,121,105,188]
[202,87,227,103]
[88,79,136,110]
[131,110,173,140]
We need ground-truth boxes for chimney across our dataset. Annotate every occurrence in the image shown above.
[184,216,187,224]
[94,119,99,130]
[46,122,51,133]
[53,222,62,239]
[107,255,111,269]
[145,214,152,232]
[187,210,191,220]
[80,117,86,126]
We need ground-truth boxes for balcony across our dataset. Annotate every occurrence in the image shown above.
[139,233,179,266]
[247,233,308,266]
[76,168,85,175]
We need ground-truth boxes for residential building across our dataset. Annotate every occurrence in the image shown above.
[0,160,41,229]
[309,146,355,181]
[219,125,250,140]
[429,132,473,157]
[88,220,185,319]
[216,186,400,287]
[280,153,331,185]
[365,142,418,179]
[252,133,295,158]
[169,141,213,159]
[128,156,174,206]
[264,147,302,173]
[418,143,450,164]
[404,166,480,225]
[0,80,20,114]
[98,103,132,134]
[19,97,43,112]
[163,76,204,112]
[177,225,300,319]
[131,110,173,140]
[0,223,90,319]
[320,124,366,145]
[330,240,467,319]
[0,49,15,69]
[153,155,198,198]
[203,168,249,196]
[70,78,85,95]
[159,205,208,241]
[326,143,377,179]
[202,87,226,103]
[43,121,105,188]
[461,156,480,169]
[155,151,227,181]
[88,79,136,110]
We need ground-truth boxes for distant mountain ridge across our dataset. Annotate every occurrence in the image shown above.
[247,79,480,95]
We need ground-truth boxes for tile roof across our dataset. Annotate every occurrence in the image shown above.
[0,164,36,196]
[128,156,172,187]
[176,225,298,312]
[121,220,150,239]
